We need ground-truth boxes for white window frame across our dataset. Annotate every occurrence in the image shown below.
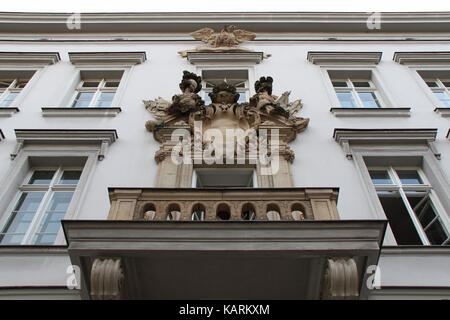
[331,78,384,108]
[368,166,450,245]
[0,166,83,245]
[0,78,30,107]
[192,167,258,188]
[421,77,450,108]
[70,78,120,108]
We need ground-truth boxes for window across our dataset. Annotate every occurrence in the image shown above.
[194,168,256,188]
[201,70,249,105]
[331,78,382,108]
[0,78,29,107]
[71,78,120,108]
[368,166,449,246]
[423,78,450,107]
[0,167,83,245]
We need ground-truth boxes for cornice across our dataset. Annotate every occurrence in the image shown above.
[393,52,450,65]
[187,51,264,64]
[12,129,118,160]
[68,51,147,66]
[2,12,450,34]
[307,51,382,65]
[0,51,60,65]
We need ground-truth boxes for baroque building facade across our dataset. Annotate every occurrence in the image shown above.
[0,11,449,300]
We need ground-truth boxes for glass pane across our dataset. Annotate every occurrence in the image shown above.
[95,92,115,107]
[0,192,45,245]
[353,81,371,87]
[433,92,450,107]
[377,191,423,245]
[332,81,347,88]
[59,171,82,185]
[0,80,13,88]
[425,221,449,245]
[104,81,120,88]
[369,170,392,185]
[336,92,358,108]
[406,192,435,226]
[442,81,450,88]
[82,81,100,88]
[14,79,29,89]
[397,170,423,185]
[71,92,94,108]
[33,192,73,245]
[358,92,381,108]
[0,92,19,106]
[28,170,55,184]
[237,92,246,104]
[204,94,212,105]
[426,81,438,87]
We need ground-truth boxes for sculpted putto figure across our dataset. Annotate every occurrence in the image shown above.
[169,71,204,114]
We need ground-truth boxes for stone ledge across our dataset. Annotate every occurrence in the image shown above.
[41,107,122,117]
[434,107,450,117]
[0,107,19,117]
[330,107,411,117]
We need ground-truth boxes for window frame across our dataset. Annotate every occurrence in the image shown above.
[192,167,258,188]
[368,166,450,246]
[0,166,83,245]
[70,78,120,108]
[0,78,30,107]
[422,77,450,108]
[331,78,384,108]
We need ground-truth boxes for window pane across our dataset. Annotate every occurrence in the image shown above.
[72,92,94,108]
[358,92,381,108]
[353,81,371,87]
[397,170,423,185]
[336,92,358,108]
[28,170,55,184]
[0,192,45,245]
[433,92,450,107]
[377,191,423,245]
[425,221,449,245]
[332,81,347,87]
[14,79,29,89]
[82,81,100,88]
[369,170,392,185]
[237,92,246,104]
[426,81,438,88]
[59,171,82,185]
[0,92,19,106]
[33,192,73,245]
[442,81,450,88]
[0,80,13,88]
[95,92,115,107]
[104,81,120,88]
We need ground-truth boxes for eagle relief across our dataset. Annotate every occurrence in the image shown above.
[178,25,271,59]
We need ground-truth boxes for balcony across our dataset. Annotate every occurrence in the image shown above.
[63,187,387,300]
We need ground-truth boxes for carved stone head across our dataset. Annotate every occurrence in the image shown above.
[179,70,202,93]
[208,81,240,104]
[254,76,273,95]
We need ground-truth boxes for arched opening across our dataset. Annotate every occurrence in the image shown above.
[191,203,206,221]
[142,203,156,221]
[291,203,305,220]
[216,203,231,221]
[266,203,281,221]
[167,203,181,221]
[241,203,256,221]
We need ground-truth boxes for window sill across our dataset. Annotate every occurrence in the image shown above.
[330,107,411,117]
[0,107,20,117]
[41,107,122,117]
[434,107,450,117]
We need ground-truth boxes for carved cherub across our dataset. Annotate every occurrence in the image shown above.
[190,25,256,47]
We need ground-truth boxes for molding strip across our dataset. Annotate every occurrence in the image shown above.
[187,51,264,64]
[393,52,450,65]
[11,129,118,160]
[68,52,147,66]
[0,52,60,65]
[307,51,382,65]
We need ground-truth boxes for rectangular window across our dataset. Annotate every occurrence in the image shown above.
[0,79,29,107]
[194,168,256,188]
[368,166,450,246]
[71,79,120,108]
[423,78,450,107]
[201,70,249,105]
[0,167,82,245]
[331,78,382,108]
